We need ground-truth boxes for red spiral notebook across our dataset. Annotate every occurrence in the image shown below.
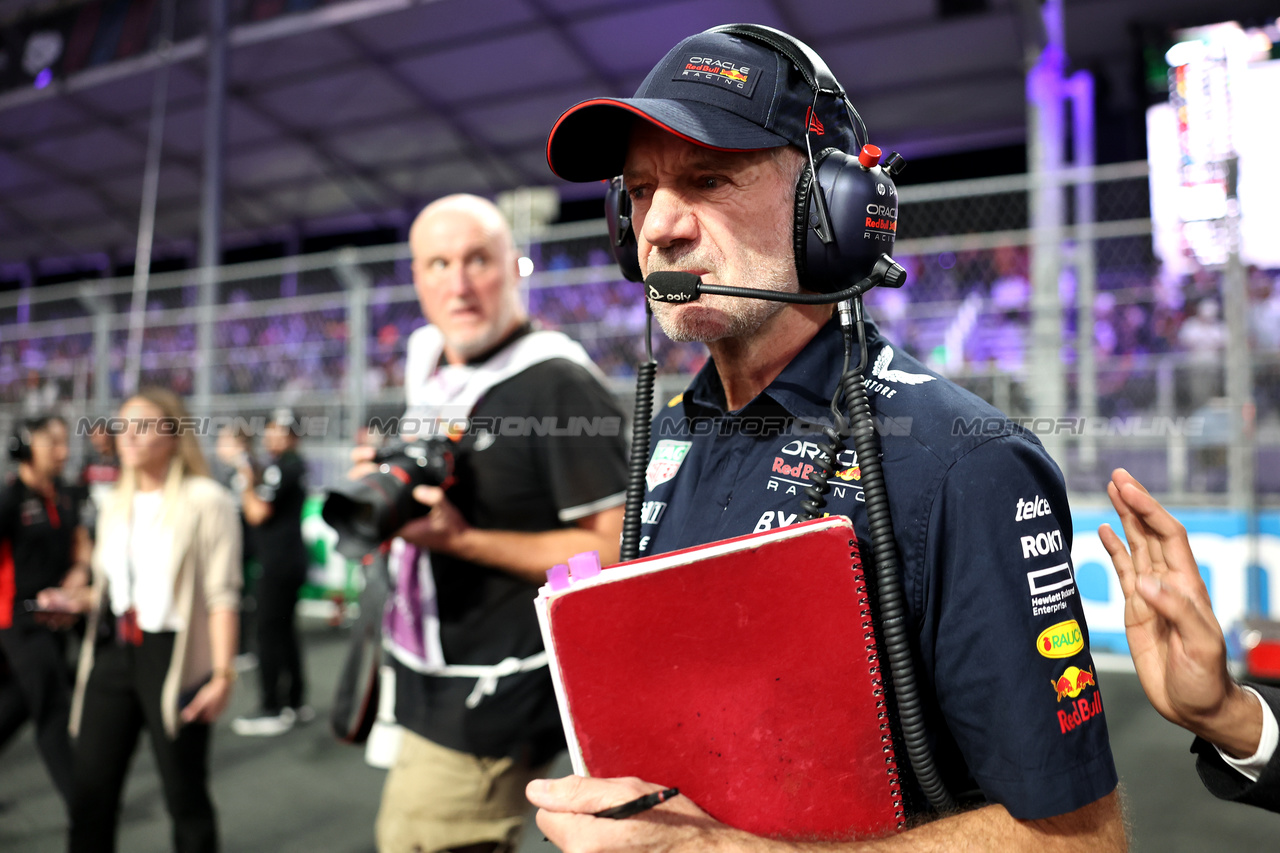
[534,516,904,840]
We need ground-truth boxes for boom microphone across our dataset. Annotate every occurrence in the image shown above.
[644,255,906,307]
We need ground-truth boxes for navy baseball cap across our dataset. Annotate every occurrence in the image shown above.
[546,27,857,182]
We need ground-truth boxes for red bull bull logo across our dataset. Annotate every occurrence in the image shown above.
[1052,665,1102,733]
[834,465,861,482]
[1051,665,1096,701]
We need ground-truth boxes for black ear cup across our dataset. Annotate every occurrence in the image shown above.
[795,148,898,293]
[605,176,644,283]
[791,160,816,277]
[8,427,32,462]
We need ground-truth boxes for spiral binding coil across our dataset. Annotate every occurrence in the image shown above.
[851,539,906,830]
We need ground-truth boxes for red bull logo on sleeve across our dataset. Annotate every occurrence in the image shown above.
[1051,665,1096,701]
[1051,665,1102,734]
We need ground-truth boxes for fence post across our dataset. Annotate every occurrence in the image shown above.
[335,249,369,444]
[77,284,113,415]
[1069,71,1097,477]
[195,0,228,418]
[1025,0,1068,464]
[1222,159,1255,511]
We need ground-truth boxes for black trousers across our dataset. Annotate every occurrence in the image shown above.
[0,625,74,805]
[69,632,217,853]
[255,557,306,712]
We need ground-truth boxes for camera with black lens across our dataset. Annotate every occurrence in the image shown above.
[322,437,455,559]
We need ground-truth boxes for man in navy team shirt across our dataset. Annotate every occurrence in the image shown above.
[527,25,1125,852]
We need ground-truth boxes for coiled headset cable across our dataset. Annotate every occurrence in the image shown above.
[800,296,956,813]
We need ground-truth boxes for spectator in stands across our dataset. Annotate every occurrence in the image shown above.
[40,388,241,853]
[22,369,58,416]
[1177,298,1227,409]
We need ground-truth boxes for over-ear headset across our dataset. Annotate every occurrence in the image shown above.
[8,420,35,462]
[605,23,905,294]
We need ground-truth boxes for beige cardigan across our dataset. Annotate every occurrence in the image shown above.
[71,474,242,739]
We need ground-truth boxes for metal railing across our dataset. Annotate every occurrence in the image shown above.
[3,162,1275,503]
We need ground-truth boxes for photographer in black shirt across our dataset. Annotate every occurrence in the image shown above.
[231,410,310,736]
[0,414,89,806]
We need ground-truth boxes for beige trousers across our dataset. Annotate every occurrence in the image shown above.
[375,728,545,853]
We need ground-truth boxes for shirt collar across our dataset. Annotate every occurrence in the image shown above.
[685,314,884,420]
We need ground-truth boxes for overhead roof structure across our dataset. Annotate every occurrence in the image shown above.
[0,0,1276,271]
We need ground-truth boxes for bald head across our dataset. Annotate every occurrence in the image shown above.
[409,194,526,365]
[410,194,516,253]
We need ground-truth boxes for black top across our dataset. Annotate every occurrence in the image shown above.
[250,449,308,569]
[393,356,628,764]
[1193,683,1280,813]
[0,475,79,630]
[639,316,1118,821]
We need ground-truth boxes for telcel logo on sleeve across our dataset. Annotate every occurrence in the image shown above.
[1036,619,1084,659]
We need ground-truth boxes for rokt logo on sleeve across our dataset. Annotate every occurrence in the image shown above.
[1020,528,1063,559]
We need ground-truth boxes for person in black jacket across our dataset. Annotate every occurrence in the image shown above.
[0,414,90,808]
[1100,467,1279,813]
[231,410,310,736]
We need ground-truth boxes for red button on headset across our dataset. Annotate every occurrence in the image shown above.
[858,144,882,169]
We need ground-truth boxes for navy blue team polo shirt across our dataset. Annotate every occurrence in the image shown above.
[638,314,1118,821]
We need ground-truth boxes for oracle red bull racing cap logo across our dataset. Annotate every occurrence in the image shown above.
[673,55,758,97]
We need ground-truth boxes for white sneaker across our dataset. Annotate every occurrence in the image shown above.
[231,707,296,737]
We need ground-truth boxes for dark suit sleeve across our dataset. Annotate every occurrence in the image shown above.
[1191,683,1280,813]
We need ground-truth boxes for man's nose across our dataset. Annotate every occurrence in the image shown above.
[640,187,697,252]
[438,261,474,298]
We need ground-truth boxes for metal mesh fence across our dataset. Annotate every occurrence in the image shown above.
[2,161,1276,501]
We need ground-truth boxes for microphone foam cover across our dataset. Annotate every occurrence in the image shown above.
[644,271,701,303]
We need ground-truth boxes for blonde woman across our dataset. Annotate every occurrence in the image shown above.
[41,389,241,852]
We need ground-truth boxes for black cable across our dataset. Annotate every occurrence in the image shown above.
[697,276,873,304]
[620,309,656,563]
[801,296,956,813]
[840,360,955,812]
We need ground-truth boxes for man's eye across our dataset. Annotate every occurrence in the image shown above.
[428,259,448,271]
[699,176,722,189]
[628,186,649,202]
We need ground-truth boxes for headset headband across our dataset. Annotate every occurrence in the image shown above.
[706,24,844,97]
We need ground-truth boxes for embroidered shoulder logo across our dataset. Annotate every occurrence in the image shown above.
[871,346,935,386]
